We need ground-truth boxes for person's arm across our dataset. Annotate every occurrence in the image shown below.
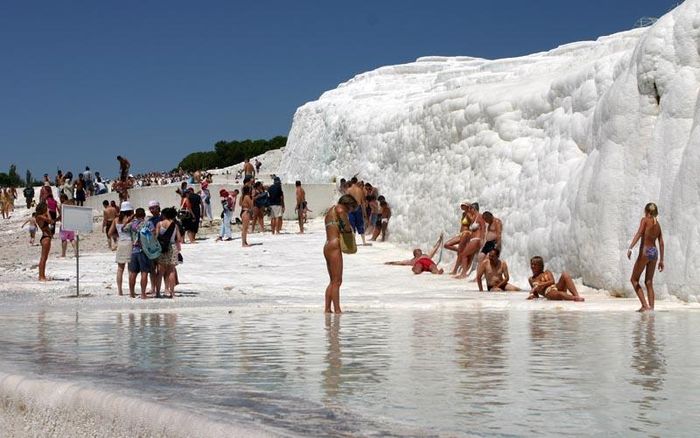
[427,233,444,259]
[21,219,29,228]
[281,192,285,212]
[495,219,503,245]
[108,220,117,238]
[476,260,486,291]
[658,228,665,272]
[627,218,646,259]
[384,259,414,266]
[498,262,510,289]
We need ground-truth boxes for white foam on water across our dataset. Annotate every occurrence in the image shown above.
[279,0,700,301]
[0,370,282,438]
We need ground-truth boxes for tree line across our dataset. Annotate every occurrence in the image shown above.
[177,136,287,172]
[0,164,29,187]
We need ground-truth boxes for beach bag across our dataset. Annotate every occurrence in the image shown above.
[138,223,162,260]
[339,230,357,254]
[158,222,176,253]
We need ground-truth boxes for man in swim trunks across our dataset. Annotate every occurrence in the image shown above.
[117,155,130,182]
[103,200,118,250]
[243,158,255,179]
[295,180,307,234]
[385,234,444,274]
[476,248,519,291]
[347,178,368,245]
[479,211,502,263]
[527,256,584,301]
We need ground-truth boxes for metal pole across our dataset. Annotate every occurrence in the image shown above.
[76,234,80,297]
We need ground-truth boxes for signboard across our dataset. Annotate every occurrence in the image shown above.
[61,205,94,233]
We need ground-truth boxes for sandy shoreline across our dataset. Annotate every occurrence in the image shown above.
[1,204,698,314]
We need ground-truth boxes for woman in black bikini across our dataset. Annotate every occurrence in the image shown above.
[627,202,664,312]
[240,185,254,247]
[35,202,53,281]
[323,194,358,313]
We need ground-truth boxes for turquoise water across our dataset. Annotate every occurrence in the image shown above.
[0,309,699,436]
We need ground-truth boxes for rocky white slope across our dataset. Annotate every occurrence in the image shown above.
[280,1,700,300]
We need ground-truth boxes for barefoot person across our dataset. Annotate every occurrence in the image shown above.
[385,234,445,275]
[240,185,254,247]
[102,200,118,250]
[35,202,54,281]
[455,203,484,279]
[295,180,307,234]
[109,202,134,296]
[347,179,368,246]
[476,248,519,291]
[445,201,472,274]
[527,256,584,301]
[21,213,38,245]
[627,202,664,312]
[323,194,359,313]
[478,211,502,263]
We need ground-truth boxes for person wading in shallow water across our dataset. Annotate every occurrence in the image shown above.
[527,256,584,302]
[627,202,664,312]
[323,194,358,313]
[35,202,54,281]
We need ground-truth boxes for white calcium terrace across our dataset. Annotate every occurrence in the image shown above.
[280,0,700,301]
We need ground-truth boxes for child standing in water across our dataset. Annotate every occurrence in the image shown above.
[21,213,38,245]
[627,202,664,312]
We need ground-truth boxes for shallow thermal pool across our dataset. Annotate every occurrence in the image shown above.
[0,308,698,436]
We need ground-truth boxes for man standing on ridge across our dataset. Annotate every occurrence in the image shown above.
[243,158,255,180]
[117,156,130,182]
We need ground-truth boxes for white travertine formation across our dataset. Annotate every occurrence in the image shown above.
[281,1,700,300]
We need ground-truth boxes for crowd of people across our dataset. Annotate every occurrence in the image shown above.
[324,190,665,313]
[13,156,664,313]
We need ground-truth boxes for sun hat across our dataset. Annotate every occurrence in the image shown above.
[120,201,134,212]
[148,200,160,208]
[460,200,470,207]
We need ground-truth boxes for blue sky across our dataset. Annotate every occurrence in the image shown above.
[0,0,676,179]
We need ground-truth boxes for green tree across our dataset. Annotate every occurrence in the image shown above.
[179,136,286,172]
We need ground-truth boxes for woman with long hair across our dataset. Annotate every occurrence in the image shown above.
[323,194,359,313]
[35,202,53,281]
[109,202,134,296]
[627,202,664,312]
[455,203,485,279]
[445,202,472,275]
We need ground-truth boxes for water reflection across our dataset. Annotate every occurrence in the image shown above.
[629,314,666,433]
[322,313,341,399]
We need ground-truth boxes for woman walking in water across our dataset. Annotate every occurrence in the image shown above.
[323,194,358,313]
[627,202,664,312]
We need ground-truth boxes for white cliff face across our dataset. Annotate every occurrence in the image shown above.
[280,0,700,301]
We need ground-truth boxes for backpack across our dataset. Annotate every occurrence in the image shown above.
[157,222,176,253]
[138,222,162,260]
[254,191,270,208]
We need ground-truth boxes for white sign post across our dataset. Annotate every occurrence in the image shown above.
[61,205,94,297]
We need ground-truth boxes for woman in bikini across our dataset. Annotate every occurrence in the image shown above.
[455,203,485,279]
[323,194,358,313]
[35,202,54,281]
[240,185,254,247]
[445,202,472,275]
[627,202,664,312]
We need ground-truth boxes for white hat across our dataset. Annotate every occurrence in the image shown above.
[120,201,134,212]
[148,200,160,208]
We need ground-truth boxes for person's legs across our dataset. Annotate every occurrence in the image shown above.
[630,256,649,311]
[242,213,251,246]
[116,263,125,295]
[61,239,67,257]
[643,259,658,310]
[503,283,521,291]
[140,271,148,299]
[38,237,51,281]
[128,271,137,298]
[324,240,343,313]
[455,239,481,279]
